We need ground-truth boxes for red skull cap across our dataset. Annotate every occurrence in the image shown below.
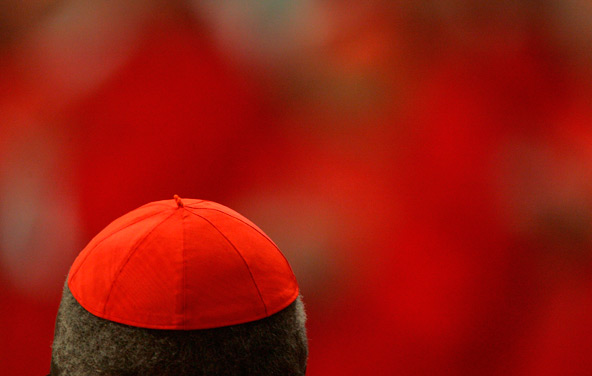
[68,196,299,330]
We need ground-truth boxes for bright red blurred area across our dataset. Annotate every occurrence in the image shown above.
[1,1,592,375]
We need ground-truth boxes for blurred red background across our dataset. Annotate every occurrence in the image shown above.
[1,1,592,375]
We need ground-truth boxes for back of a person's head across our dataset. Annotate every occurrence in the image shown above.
[49,197,309,375]
[51,283,308,375]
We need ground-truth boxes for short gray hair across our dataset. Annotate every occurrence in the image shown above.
[51,282,308,375]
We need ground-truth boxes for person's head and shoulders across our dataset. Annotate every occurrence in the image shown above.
[49,196,308,375]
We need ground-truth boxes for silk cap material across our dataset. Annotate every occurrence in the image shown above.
[68,196,299,330]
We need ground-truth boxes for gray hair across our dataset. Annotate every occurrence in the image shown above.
[51,282,308,375]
